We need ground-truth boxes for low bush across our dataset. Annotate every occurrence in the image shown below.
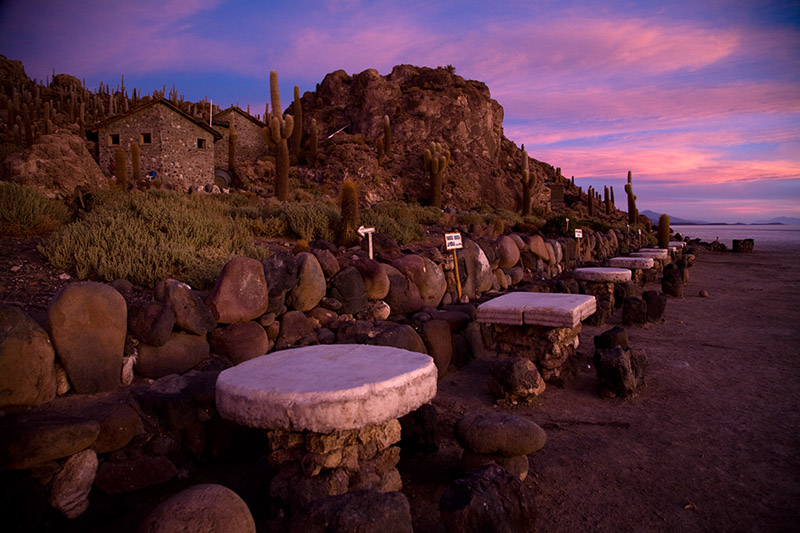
[39,190,268,288]
[0,182,71,236]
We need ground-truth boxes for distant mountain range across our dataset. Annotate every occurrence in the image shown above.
[641,210,800,226]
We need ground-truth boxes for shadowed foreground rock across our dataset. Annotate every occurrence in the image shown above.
[140,483,256,533]
[439,464,537,533]
[289,490,413,533]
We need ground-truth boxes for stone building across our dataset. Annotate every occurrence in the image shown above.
[212,106,267,185]
[92,98,222,190]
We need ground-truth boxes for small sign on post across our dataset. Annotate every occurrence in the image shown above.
[358,225,375,260]
[575,229,583,267]
[574,229,583,239]
[444,232,463,301]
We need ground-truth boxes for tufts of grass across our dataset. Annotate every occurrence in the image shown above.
[361,202,443,244]
[283,201,340,242]
[0,182,71,237]
[39,190,269,288]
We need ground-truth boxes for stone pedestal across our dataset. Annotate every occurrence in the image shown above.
[609,257,654,288]
[574,268,632,326]
[215,345,437,510]
[476,292,596,382]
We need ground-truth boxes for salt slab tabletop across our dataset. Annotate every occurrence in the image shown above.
[574,267,632,283]
[609,256,654,269]
[476,292,596,328]
[215,344,437,433]
[631,249,669,259]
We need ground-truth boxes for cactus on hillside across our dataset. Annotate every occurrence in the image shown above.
[658,214,670,249]
[624,171,638,225]
[604,186,611,215]
[338,179,360,247]
[290,85,302,163]
[587,186,594,217]
[261,70,294,201]
[308,118,318,167]
[383,114,392,154]
[376,137,384,166]
[423,142,450,209]
[520,150,536,216]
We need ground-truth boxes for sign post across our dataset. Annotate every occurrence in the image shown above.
[358,225,375,260]
[575,228,583,267]
[445,232,463,301]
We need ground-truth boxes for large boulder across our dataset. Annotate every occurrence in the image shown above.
[205,257,269,324]
[1,133,106,198]
[140,483,256,533]
[454,411,546,457]
[0,413,100,470]
[136,332,210,379]
[46,282,127,393]
[496,235,520,269]
[327,266,368,315]
[336,321,427,354]
[352,257,390,300]
[127,301,175,347]
[0,305,57,407]
[155,278,216,336]
[460,240,493,299]
[392,255,446,309]
[48,449,98,519]
[261,251,298,300]
[421,319,452,378]
[209,322,271,365]
[487,357,546,402]
[381,263,423,316]
[287,253,326,312]
[594,346,648,397]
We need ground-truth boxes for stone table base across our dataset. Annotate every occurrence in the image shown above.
[574,268,631,326]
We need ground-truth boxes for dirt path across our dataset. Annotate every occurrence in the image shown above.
[405,248,800,532]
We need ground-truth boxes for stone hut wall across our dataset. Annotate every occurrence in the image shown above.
[213,109,267,172]
[98,103,216,190]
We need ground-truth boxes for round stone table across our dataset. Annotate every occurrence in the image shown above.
[215,344,437,509]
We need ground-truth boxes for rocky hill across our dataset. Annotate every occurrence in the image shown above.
[0,55,621,220]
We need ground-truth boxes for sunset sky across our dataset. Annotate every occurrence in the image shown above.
[1,0,798,222]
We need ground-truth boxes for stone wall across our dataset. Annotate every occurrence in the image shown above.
[98,102,216,190]
[213,108,268,173]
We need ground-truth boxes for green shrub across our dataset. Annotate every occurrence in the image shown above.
[0,182,71,236]
[456,211,487,228]
[284,202,339,242]
[39,190,268,288]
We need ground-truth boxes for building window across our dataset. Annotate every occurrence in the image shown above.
[197,138,207,149]
[140,133,152,144]
[109,134,120,146]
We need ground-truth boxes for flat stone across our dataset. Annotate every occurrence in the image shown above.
[632,248,669,258]
[573,267,631,283]
[608,257,654,270]
[669,241,686,249]
[476,292,596,328]
[216,344,437,433]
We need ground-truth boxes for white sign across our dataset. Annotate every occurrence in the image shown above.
[638,229,642,235]
[357,225,375,237]
[445,232,463,250]
[574,229,583,238]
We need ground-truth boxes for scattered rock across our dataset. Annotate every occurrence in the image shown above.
[421,319,452,378]
[140,483,256,533]
[487,357,546,402]
[461,449,529,480]
[205,257,269,324]
[0,304,57,407]
[622,296,648,326]
[642,290,667,322]
[594,346,648,397]
[593,326,629,350]
[699,289,709,297]
[454,411,546,457]
[46,282,127,393]
[439,463,537,533]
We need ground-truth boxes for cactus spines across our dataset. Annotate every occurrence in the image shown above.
[624,170,638,225]
[131,142,141,184]
[376,137,384,166]
[423,142,450,209]
[115,148,128,192]
[262,70,294,201]
[308,118,318,167]
[338,178,360,247]
[382,114,392,154]
[520,150,536,216]
[290,85,302,163]
[658,214,670,249]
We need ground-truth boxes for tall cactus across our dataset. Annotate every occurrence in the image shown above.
[262,70,294,201]
[376,137,384,166]
[604,186,611,215]
[520,150,536,216]
[383,114,392,154]
[290,85,302,163]
[338,179,360,247]
[423,142,450,209]
[624,171,638,225]
[587,186,594,217]
[658,214,670,249]
[308,118,318,167]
